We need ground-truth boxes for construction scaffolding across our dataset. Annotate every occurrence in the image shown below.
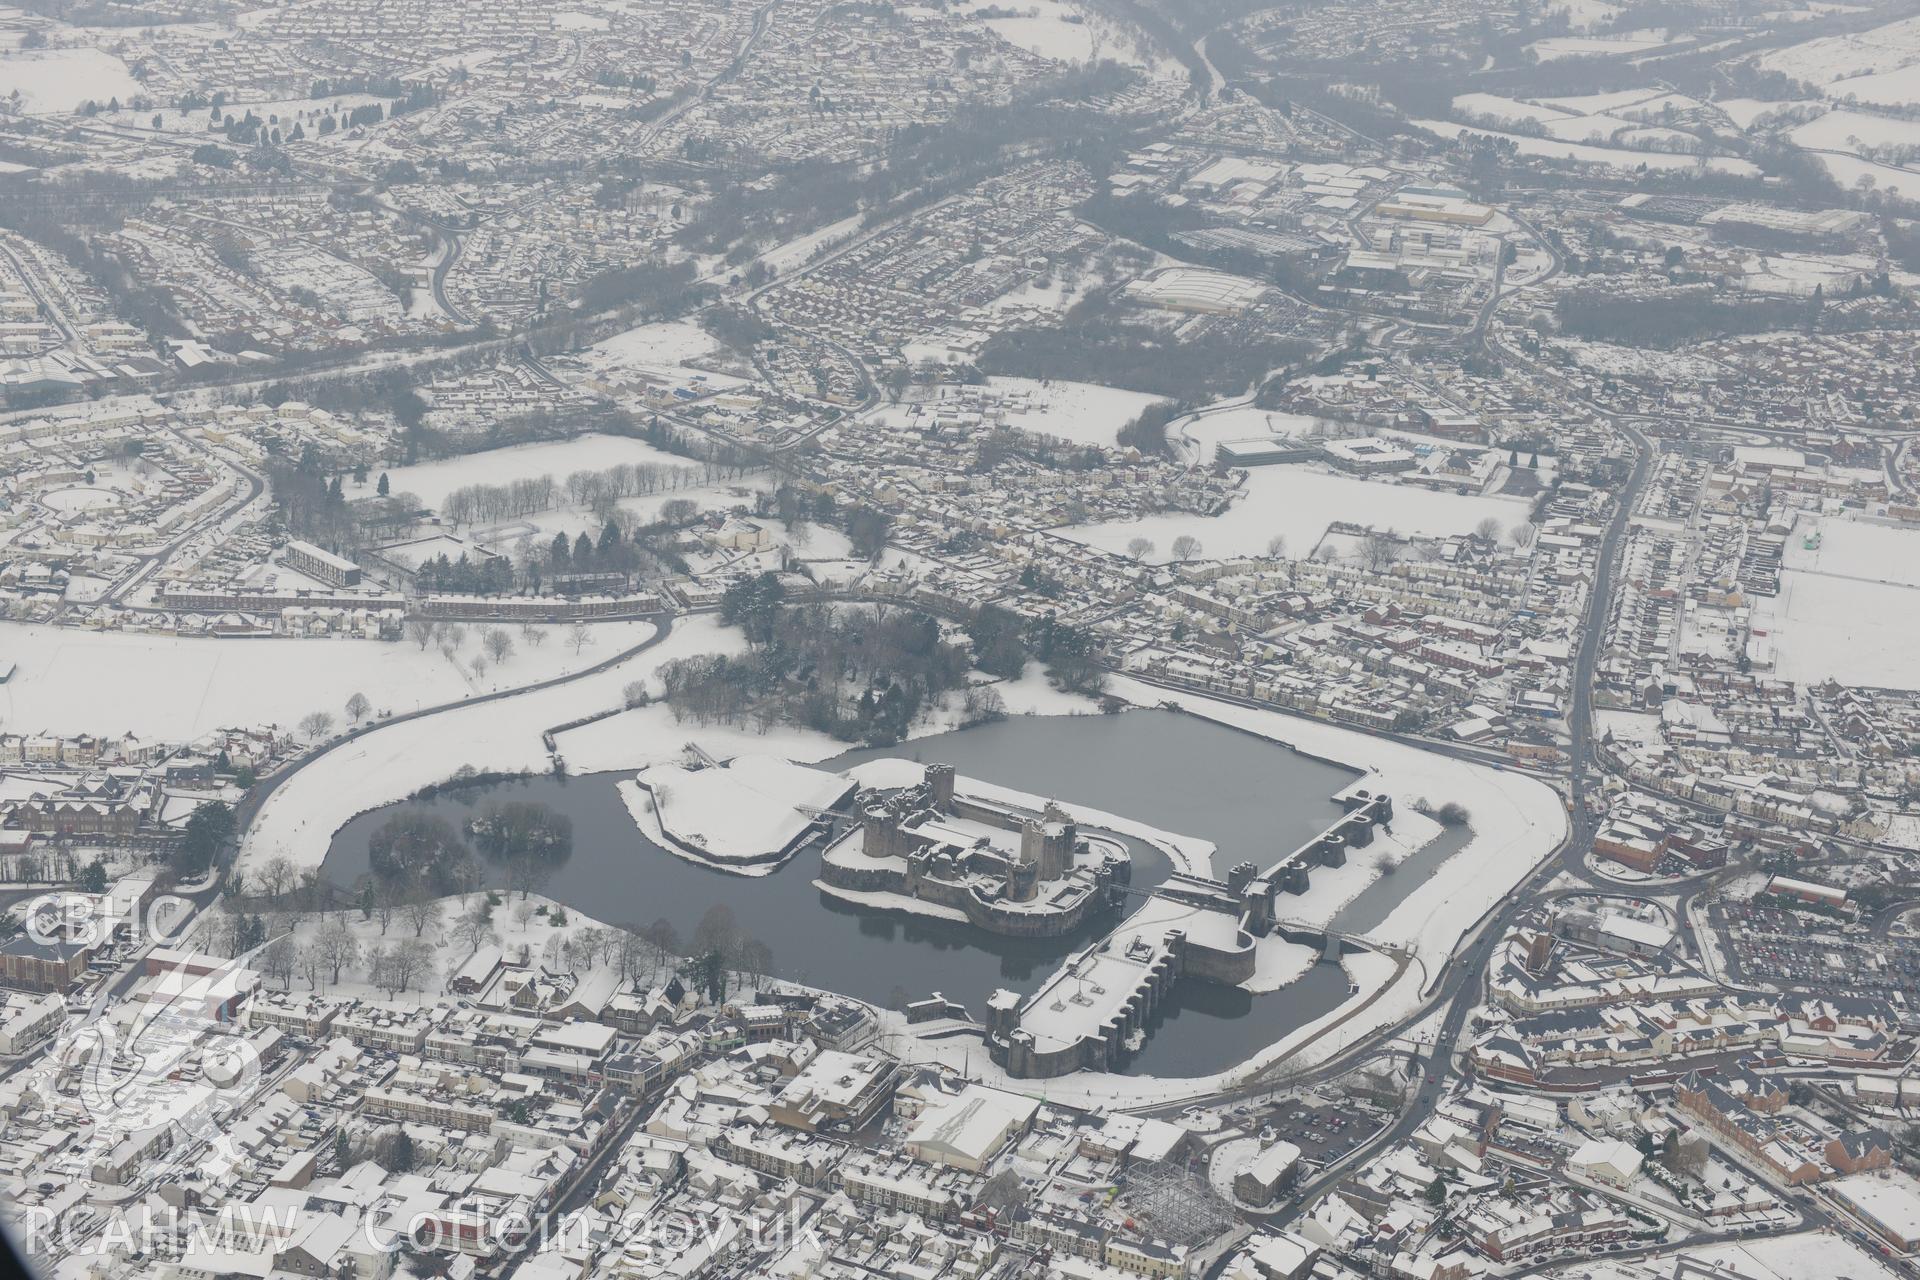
[1122,1159,1238,1247]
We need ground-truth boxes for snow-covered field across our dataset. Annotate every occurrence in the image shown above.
[1728,98,1812,132]
[358,433,775,555]
[629,755,852,863]
[1615,124,1698,148]
[1758,13,1920,88]
[1807,149,1920,200]
[1452,88,1709,148]
[1542,88,1671,114]
[573,321,746,389]
[986,9,1104,64]
[358,434,696,510]
[0,48,143,114]
[1741,248,1905,295]
[1759,574,1920,686]
[1610,91,1707,118]
[1825,61,1920,109]
[1451,93,1576,127]
[1759,517,1920,688]
[1717,97,1820,129]
[587,319,723,368]
[1540,112,1638,142]
[1786,516,1920,587]
[1789,108,1920,155]
[0,619,655,740]
[1417,120,1756,175]
[980,376,1165,448]
[1058,466,1533,563]
[869,379,1164,450]
[975,0,1173,75]
[985,275,1094,314]
[1527,30,1675,61]
[754,212,864,276]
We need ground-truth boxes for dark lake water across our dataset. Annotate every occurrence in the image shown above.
[322,708,1457,1076]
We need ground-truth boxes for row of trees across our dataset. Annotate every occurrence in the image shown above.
[437,458,705,529]
[408,513,689,600]
[404,618,586,660]
[411,551,515,596]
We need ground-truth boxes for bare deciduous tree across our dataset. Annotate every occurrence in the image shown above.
[298,943,323,989]
[450,906,496,957]
[315,922,359,986]
[618,928,648,982]
[449,853,484,902]
[1361,532,1399,573]
[381,939,434,996]
[366,945,393,994]
[259,855,296,902]
[203,908,239,956]
[261,936,297,990]
[573,925,607,968]
[403,895,440,938]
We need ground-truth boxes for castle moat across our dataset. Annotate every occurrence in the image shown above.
[322,709,1464,1077]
